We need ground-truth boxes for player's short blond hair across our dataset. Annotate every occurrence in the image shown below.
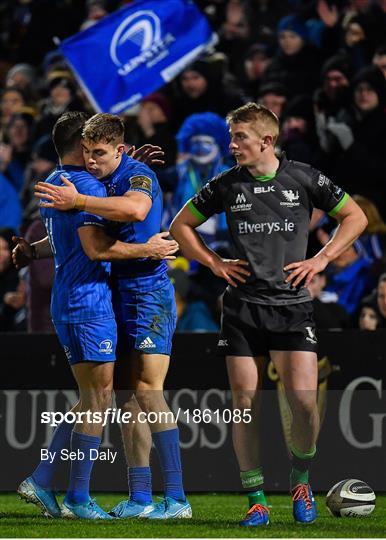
[226,102,279,144]
[82,113,124,146]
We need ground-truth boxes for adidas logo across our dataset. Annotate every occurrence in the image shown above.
[139,337,156,349]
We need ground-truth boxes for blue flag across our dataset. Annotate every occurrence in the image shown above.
[60,0,217,113]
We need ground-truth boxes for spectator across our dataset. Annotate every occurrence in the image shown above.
[314,54,353,119]
[263,14,321,99]
[372,44,386,79]
[280,95,319,165]
[358,298,381,330]
[0,112,35,193]
[241,43,273,100]
[172,58,246,129]
[307,271,351,329]
[5,63,37,101]
[318,66,386,216]
[170,112,231,246]
[353,194,386,274]
[325,240,374,315]
[361,273,386,328]
[35,74,85,139]
[0,228,22,331]
[24,218,54,333]
[80,0,108,31]
[136,93,177,170]
[257,81,287,119]
[21,134,57,227]
[0,87,26,133]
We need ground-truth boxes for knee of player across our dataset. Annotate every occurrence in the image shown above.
[231,389,258,410]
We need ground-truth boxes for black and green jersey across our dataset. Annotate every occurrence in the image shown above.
[188,154,349,306]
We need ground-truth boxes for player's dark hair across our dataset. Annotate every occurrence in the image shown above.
[82,113,124,145]
[52,111,89,158]
[226,102,279,144]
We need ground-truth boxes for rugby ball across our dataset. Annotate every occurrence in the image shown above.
[326,479,376,517]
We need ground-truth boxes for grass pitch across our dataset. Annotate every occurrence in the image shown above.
[0,492,385,538]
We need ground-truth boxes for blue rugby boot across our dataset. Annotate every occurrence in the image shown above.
[239,503,269,526]
[17,476,61,518]
[145,496,192,519]
[62,498,113,519]
[109,499,155,518]
[292,484,317,524]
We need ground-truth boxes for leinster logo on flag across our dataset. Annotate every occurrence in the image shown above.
[60,0,217,113]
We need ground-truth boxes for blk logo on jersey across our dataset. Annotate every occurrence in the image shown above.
[99,339,113,354]
[231,193,252,213]
[254,185,275,194]
[280,190,300,207]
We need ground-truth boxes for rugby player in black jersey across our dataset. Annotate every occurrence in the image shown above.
[170,103,367,526]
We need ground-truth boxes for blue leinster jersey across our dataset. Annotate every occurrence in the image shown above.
[102,153,168,293]
[40,165,113,323]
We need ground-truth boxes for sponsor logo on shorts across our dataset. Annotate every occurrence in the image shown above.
[305,327,317,344]
[139,336,156,349]
[254,185,275,194]
[217,339,228,347]
[99,339,113,354]
[281,190,300,207]
[238,219,295,235]
[231,193,252,213]
[63,346,72,360]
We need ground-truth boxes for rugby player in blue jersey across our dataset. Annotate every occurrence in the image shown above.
[15,112,178,520]
[34,113,191,520]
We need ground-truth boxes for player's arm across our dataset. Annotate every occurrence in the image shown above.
[284,196,368,287]
[12,235,53,269]
[78,226,178,261]
[170,202,250,287]
[35,176,152,222]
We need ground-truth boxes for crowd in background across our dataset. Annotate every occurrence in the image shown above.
[0,0,386,333]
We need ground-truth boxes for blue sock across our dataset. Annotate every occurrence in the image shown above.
[65,431,101,505]
[32,420,74,489]
[128,466,152,504]
[152,428,185,501]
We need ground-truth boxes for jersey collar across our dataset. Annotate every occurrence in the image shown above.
[242,152,289,181]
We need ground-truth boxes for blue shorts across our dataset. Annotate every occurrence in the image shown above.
[54,318,117,365]
[113,281,177,356]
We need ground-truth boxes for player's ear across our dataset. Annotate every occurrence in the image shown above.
[262,135,273,149]
[116,144,125,156]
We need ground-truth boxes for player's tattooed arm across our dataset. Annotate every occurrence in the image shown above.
[284,197,368,288]
[78,226,178,261]
[36,176,152,222]
[12,235,52,268]
[170,204,250,287]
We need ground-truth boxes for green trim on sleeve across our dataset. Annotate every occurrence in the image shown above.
[186,200,208,223]
[328,192,349,217]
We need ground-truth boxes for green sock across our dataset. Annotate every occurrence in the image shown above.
[240,468,266,507]
[290,467,309,489]
[248,489,267,508]
[289,445,316,490]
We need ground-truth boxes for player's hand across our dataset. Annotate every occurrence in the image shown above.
[128,144,165,166]
[147,231,179,260]
[12,236,33,269]
[35,176,78,210]
[209,257,250,287]
[284,254,329,288]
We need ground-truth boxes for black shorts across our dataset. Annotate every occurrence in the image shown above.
[218,291,317,357]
